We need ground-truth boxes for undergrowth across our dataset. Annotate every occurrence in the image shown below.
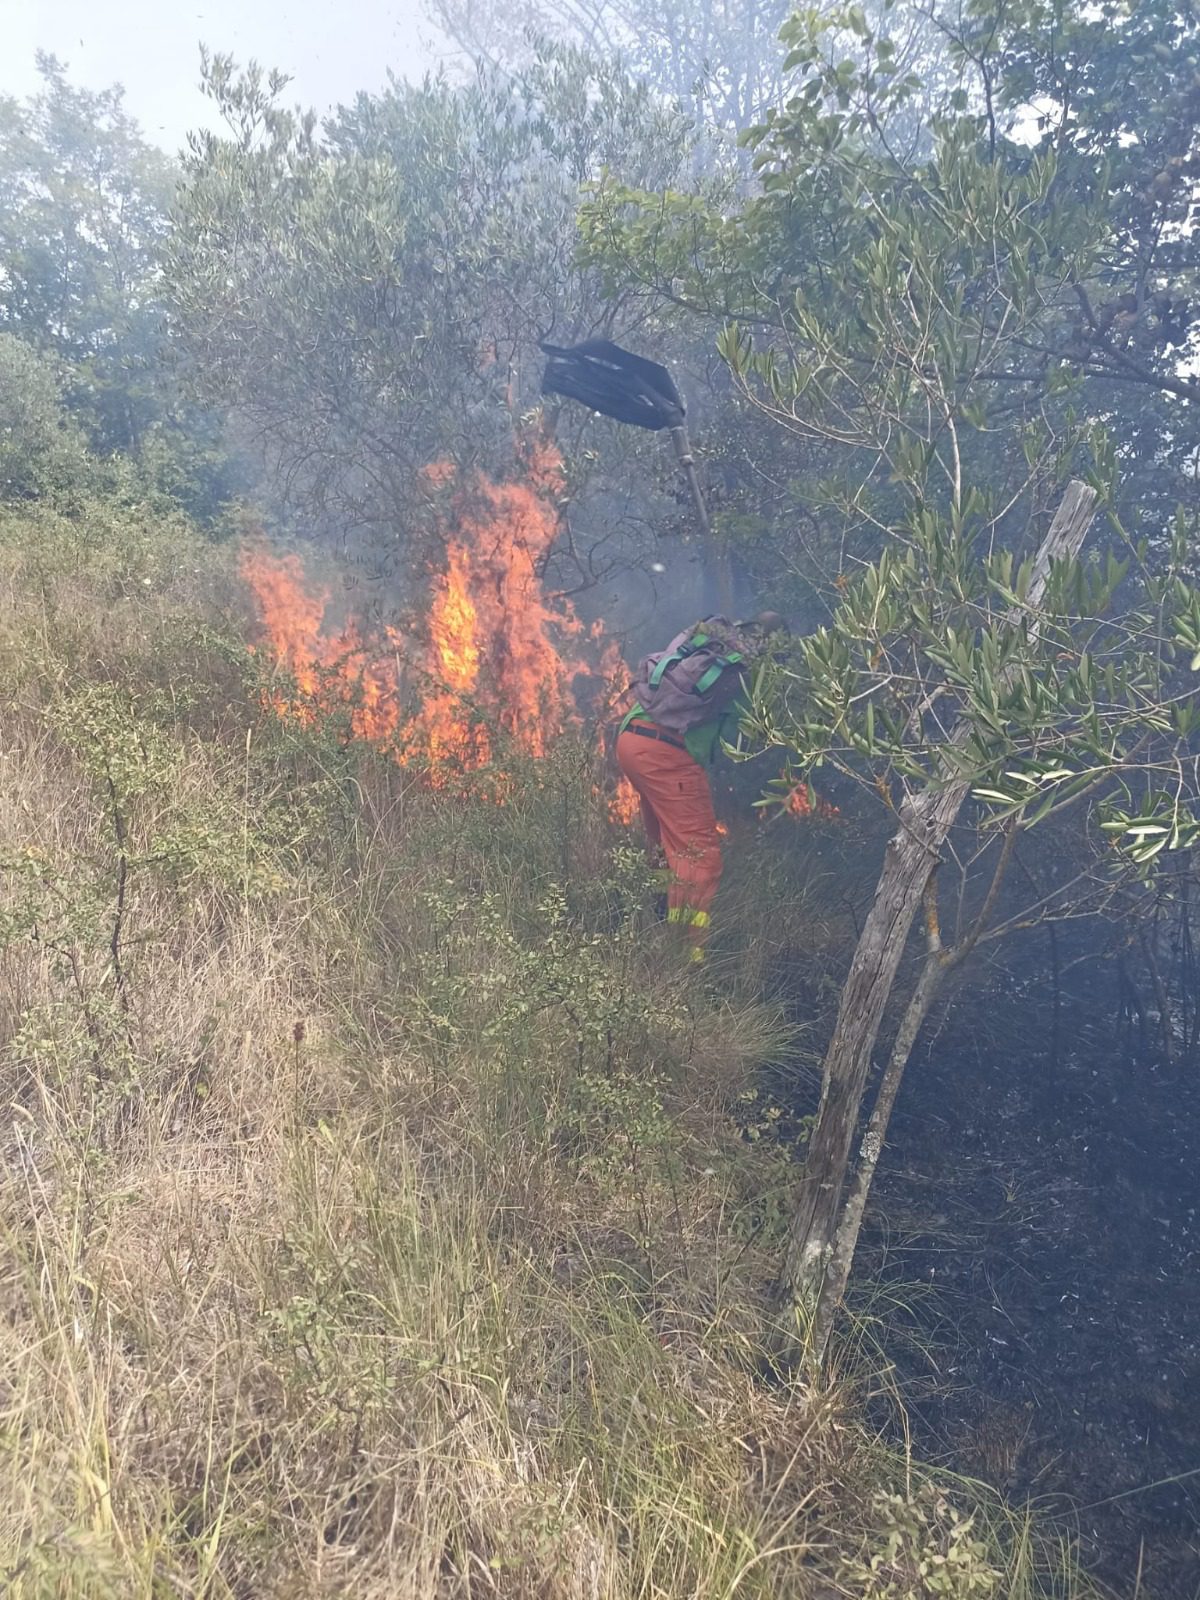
[0,496,1101,1597]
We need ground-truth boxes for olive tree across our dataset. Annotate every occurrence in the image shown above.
[164,46,699,586]
[584,2,1200,1351]
[0,56,174,453]
[0,334,93,502]
[428,0,797,131]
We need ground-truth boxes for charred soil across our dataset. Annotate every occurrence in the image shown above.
[860,957,1200,1599]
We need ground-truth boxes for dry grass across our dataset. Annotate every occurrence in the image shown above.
[0,498,1098,1599]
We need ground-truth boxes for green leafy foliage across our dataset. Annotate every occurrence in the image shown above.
[0,57,249,519]
[0,334,93,502]
[0,56,173,454]
[414,872,676,1170]
[843,1486,1002,1599]
[585,3,1200,883]
[430,0,798,129]
[165,46,693,570]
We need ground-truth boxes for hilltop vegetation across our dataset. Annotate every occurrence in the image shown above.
[4,0,1200,1591]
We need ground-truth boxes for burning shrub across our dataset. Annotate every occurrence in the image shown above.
[240,442,637,817]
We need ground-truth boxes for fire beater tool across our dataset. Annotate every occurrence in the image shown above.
[539,339,730,607]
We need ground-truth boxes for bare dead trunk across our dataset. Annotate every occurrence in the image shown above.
[782,481,1099,1328]
[810,883,948,1357]
[811,821,1019,1357]
[781,772,970,1305]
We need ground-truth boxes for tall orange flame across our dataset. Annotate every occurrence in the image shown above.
[402,442,577,771]
[241,441,637,819]
[594,635,641,825]
[418,544,490,771]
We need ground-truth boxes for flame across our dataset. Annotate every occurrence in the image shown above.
[238,547,405,745]
[419,544,490,770]
[785,782,840,821]
[400,441,578,774]
[241,441,636,819]
[609,778,641,826]
[591,634,641,825]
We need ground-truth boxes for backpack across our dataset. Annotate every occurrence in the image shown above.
[631,616,750,737]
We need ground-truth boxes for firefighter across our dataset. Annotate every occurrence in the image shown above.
[616,611,787,959]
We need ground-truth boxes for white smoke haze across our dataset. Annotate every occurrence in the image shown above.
[2,0,440,151]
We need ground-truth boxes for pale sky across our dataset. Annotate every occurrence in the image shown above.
[3,0,444,151]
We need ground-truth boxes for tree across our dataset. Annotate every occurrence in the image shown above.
[0,57,248,520]
[583,1,1200,1349]
[941,0,1200,541]
[428,0,797,132]
[165,46,704,588]
[0,334,92,502]
[0,56,174,454]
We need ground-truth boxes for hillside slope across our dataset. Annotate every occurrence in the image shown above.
[0,496,1092,1599]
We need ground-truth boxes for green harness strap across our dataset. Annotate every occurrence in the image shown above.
[647,631,742,696]
[647,648,684,689]
[694,652,742,694]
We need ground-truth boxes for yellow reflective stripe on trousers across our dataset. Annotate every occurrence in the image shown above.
[668,907,710,927]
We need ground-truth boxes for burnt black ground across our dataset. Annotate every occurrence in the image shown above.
[858,959,1200,1599]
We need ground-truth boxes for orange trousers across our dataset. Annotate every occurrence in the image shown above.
[615,726,723,947]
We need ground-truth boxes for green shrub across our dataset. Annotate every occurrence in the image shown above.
[0,334,94,503]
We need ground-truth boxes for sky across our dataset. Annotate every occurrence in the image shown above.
[3,0,443,151]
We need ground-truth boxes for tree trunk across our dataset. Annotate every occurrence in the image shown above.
[811,817,1019,1356]
[810,880,949,1359]
[782,481,1099,1328]
[781,767,971,1306]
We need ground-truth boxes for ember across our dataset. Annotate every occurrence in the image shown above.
[786,781,840,821]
